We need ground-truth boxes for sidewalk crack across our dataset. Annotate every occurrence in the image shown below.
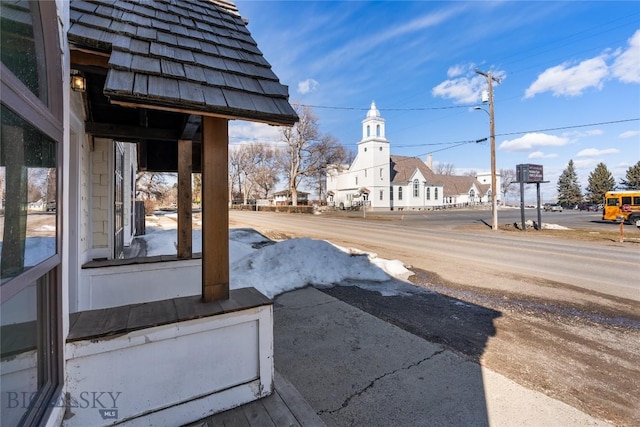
[318,348,446,415]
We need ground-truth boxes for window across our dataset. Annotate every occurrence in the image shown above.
[435,188,439,200]
[622,196,632,205]
[426,187,430,200]
[1,1,63,424]
[355,176,358,186]
[379,190,383,201]
[376,124,380,137]
[364,169,367,178]
[414,180,419,197]
[398,187,403,200]
[380,168,383,179]
[366,125,370,137]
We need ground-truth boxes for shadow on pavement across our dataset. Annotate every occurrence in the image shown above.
[274,285,500,426]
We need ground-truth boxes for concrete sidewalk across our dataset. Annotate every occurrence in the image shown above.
[274,287,610,427]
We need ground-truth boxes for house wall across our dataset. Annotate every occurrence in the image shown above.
[91,138,112,260]
[79,260,201,311]
[64,305,274,426]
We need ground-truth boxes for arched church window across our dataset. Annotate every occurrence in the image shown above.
[426,187,430,200]
[413,180,419,197]
[435,188,439,200]
[366,125,370,137]
[376,124,380,137]
[398,187,403,200]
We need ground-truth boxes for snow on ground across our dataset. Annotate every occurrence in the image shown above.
[137,223,413,298]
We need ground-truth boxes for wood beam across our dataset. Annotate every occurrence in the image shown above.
[177,139,193,259]
[180,114,201,141]
[70,49,109,69]
[201,117,229,301]
[85,122,180,141]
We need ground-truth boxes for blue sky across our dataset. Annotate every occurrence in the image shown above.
[231,1,639,201]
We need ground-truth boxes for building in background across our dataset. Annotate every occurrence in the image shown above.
[326,102,500,211]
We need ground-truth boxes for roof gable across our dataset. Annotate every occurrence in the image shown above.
[68,0,297,126]
[390,155,438,184]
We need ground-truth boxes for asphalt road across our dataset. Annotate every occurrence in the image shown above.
[229,209,640,302]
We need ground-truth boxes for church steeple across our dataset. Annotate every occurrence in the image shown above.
[361,100,386,141]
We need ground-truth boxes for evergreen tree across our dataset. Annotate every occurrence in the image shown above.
[619,161,640,190]
[586,162,615,204]
[557,159,582,207]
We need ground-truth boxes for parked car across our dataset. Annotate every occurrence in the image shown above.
[543,203,563,212]
[577,202,597,211]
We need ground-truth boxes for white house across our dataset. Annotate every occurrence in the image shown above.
[326,102,499,211]
[0,1,297,426]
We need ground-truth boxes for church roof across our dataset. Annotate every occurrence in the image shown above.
[390,155,487,197]
[390,155,440,184]
[366,101,381,118]
[68,0,298,126]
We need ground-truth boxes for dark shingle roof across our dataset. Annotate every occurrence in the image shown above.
[390,155,439,184]
[390,155,486,197]
[68,0,297,126]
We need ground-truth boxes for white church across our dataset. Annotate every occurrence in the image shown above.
[326,102,499,211]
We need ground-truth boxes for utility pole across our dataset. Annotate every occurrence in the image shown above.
[475,69,501,231]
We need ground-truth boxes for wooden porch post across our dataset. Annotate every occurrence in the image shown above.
[177,139,192,259]
[201,117,229,301]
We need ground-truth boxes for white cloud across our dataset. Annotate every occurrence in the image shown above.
[525,29,640,99]
[573,159,598,169]
[297,78,319,94]
[561,129,603,138]
[447,64,468,78]
[576,148,620,157]
[528,151,557,159]
[525,56,609,98]
[499,132,570,152]
[432,67,506,104]
[611,29,640,84]
[619,130,640,139]
[229,122,282,147]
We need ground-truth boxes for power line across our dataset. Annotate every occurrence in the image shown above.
[300,104,476,112]
[495,118,640,138]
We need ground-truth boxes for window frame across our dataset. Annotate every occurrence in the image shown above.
[0,1,64,424]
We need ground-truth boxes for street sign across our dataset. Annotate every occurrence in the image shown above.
[517,164,544,183]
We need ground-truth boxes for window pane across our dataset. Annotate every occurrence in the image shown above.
[0,1,48,103]
[1,105,57,282]
[1,279,39,425]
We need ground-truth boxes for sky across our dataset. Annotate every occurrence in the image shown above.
[229,1,640,202]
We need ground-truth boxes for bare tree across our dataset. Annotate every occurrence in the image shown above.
[229,143,279,203]
[465,170,477,177]
[500,168,517,206]
[279,103,320,206]
[136,172,172,201]
[434,162,455,175]
[307,134,352,201]
[251,144,280,199]
[228,147,246,204]
[192,173,201,205]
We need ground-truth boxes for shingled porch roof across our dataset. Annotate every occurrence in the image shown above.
[68,0,298,126]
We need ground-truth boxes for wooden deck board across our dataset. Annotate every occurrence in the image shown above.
[184,371,325,427]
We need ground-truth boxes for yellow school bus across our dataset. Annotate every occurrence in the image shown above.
[603,190,640,225]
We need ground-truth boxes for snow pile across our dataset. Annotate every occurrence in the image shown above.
[137,226,414,298]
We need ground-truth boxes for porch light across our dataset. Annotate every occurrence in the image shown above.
[71,73,86,92]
